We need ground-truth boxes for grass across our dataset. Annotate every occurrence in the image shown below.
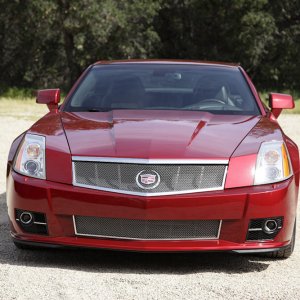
[0,87,34,99]
[0,97,48,121]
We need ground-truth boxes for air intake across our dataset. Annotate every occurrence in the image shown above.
[74,216,222,240]
[15,209,48,235]
[246,217,283,241]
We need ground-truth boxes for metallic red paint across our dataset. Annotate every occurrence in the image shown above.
[60,111,260,159]
[6,60,299,253]
[225,154,257,188]
[7,171,297,251]
[238,66,267,116]
[36,89,60,112]
[269,93,295,118]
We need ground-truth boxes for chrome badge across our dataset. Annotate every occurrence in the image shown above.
[136,170,161,190]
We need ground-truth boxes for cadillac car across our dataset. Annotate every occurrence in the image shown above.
[6,60,299,258]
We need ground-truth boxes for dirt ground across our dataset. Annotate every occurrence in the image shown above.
[0,110,299,299]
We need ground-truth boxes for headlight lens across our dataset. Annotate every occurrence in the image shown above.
[14,134,46,179]
[254,141,292,185]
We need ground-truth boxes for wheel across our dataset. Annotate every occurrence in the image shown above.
[264,219,296,259]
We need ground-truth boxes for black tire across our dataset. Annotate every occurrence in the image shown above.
[265,219,296,259]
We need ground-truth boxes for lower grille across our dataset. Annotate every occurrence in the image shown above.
[74,216,221,240]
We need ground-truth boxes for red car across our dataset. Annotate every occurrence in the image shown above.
[7,60,299,258]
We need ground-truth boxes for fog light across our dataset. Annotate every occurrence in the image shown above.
[20,212,33,225]
[16,209,48,235]
[263,219,278,234]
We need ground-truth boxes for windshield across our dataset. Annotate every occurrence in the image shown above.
[63,64,260,115]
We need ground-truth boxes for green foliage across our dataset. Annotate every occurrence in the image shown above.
[0,87,34,99]
[0,0,299,92]
[0,0,162,90]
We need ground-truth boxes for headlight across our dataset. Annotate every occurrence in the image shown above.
[254,141,292,185]
[14,134,46,179]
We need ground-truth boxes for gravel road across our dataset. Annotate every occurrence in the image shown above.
[0,113,299,299]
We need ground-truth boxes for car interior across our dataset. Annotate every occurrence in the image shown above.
[65,66,259,115]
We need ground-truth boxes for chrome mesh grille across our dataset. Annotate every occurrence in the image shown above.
[74,216,221,240]
[73,159,227,196]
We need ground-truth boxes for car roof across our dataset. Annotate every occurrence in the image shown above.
[92,59,240,69]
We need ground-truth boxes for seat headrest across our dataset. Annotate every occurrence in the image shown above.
[103,75,145,108]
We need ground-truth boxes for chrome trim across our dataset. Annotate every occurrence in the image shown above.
[72,179,225,196]
[263,219,278,234]
[16,219,46,226]
[135,170,161,190]
[72,157,228,196]
[248,228,263,232]
[221,165,228,188]
[73,215,79,236]
[33,221,47,225]
[20,212,33,225]
[73,216,222,241]
[217,220,222,238]
[72,156,229,165]
[248,227,282,232]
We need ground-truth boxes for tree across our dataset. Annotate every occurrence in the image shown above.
[0,0,299,92]
[0,0,162,90]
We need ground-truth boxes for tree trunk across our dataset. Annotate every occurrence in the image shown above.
[57,0,80,89]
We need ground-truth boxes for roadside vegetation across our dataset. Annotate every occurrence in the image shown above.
[0,97,47,120]
[0,1,300,94]
[1,1,299,114]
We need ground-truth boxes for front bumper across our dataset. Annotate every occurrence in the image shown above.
[7,171,298,252]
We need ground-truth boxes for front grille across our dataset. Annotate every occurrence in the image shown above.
[74,216,221,240]
[72,158,227,196]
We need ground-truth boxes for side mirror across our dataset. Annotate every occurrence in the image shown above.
[36,89,60,112]
[269,93,294,118]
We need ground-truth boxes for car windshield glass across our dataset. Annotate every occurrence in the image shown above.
[63,64,260,115]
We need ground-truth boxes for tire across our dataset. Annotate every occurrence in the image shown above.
[264,219,296,259]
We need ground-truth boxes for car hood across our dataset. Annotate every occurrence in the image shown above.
[60,110,260,159]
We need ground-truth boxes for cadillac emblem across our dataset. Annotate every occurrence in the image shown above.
[136,170,161,190]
